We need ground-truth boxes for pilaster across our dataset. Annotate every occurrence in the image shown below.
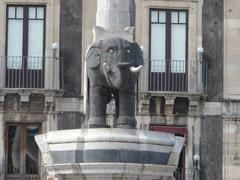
[188,96,201,117]
[186,96,202,180]
[0,110,4,180]
[44,93,57,132]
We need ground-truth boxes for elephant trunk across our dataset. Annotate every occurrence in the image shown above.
[103,62,131,88]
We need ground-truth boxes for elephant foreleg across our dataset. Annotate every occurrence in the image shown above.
[88,86,110,128]
[115,88,136,129]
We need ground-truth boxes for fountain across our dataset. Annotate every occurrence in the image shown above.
[35,1,185,179]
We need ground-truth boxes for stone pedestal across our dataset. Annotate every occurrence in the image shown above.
[35,128,184,180]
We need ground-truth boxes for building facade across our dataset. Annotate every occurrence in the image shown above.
[0,1,83,179]
[0,0,239,180]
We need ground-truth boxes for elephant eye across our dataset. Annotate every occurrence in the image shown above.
[108,49,114,54]
[126,49,132,53]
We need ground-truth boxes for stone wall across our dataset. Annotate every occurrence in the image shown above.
[4,94,44,112]
[58,112,84,130]
[223,118,240,180]
[201,0,224,179]
[60,0,82,97]
[2,94,46,122]
[224,0,240,99]
[202,0,224,101]
[200,116,223,180]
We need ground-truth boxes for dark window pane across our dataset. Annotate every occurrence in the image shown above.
[7,125,21,174]
[25,126,39,174]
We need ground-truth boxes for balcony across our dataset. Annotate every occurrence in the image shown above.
[0,56,63,90]
[138,59,208,122]
[148,60,208,93]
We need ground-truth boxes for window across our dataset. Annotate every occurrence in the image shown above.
[6,5,45,88]
[6,124,41,180]
[149,9,188,91]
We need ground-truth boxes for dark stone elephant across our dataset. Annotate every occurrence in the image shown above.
[86,37,143,129]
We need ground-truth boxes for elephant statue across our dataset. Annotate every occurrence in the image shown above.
[86,37,143,129]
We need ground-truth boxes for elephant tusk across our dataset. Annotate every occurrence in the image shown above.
[103,63,110,73]
[130,65,143,73]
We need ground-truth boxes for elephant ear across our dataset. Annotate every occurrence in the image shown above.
[86,43,102,68]
[133,43,144,66]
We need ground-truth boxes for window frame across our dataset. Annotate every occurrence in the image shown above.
[5,4,46,63]
[5,4,46,88]
[5,123,42,180]
[148,8,189,91]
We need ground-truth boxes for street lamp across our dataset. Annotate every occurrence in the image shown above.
[52,42,59,58]
[197,47,204,63]
[193,154,200,180]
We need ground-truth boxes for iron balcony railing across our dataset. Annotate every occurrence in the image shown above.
[149,59,208,93]
[0,56,64,89]
[202,60,208,93]
[6,164,49,180]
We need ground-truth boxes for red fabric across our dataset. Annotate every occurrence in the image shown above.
[149,125,188,144]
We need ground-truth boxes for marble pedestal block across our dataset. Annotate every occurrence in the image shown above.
[35,128,184,180]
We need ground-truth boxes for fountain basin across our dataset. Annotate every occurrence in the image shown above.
[35,128,184,180]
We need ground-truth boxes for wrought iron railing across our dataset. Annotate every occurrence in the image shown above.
[0,56,64,89]
[6,165,50,180]
[149,59,208,93]
[202,60,208,93]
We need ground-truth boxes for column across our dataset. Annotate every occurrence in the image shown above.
[94,0,133,41]
[96,0,131,31]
